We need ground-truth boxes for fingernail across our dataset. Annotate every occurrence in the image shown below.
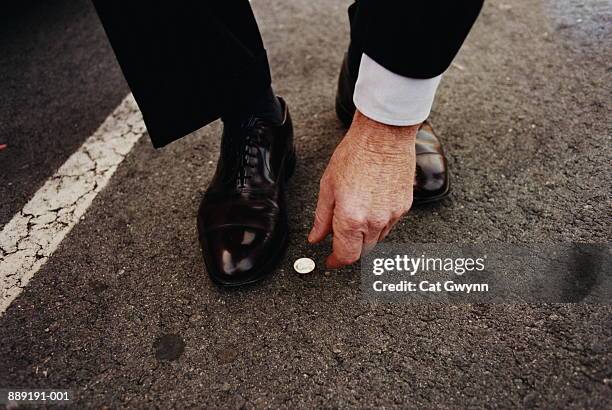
[309,227,319,242]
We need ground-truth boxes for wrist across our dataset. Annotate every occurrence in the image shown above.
[351,110,418,156]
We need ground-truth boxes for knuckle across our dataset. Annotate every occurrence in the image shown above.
[319,174,332,189]
[344,215,367,230]
[391,209,405,220]
[369,217,388,230]
[395,204,411,218]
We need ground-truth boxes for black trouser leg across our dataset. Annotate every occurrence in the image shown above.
[92,1,272,147]
[347,0,483,79]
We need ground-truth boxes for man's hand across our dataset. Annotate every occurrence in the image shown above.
[308,110,418,269]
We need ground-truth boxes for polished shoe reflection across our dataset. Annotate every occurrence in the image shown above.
[335,53,450,204]
[197,98,296,286]
[413,122,450,203]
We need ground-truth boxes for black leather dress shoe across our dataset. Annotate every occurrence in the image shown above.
[197,98,296,286]
[335,53,450,204]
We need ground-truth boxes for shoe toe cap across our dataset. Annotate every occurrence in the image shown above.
[201,225,274,285]
[414,154,449,199]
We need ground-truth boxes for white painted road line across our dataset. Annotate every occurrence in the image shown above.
[0,94,143,315]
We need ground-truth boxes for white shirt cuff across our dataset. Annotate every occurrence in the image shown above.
[353,53,442,126]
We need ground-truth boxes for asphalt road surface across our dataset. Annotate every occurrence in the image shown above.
[1,0,611,408]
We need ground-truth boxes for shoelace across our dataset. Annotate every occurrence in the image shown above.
[236,118,266,188]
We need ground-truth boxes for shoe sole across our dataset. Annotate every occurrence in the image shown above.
[412,179,451,205]
[208,149,297,287]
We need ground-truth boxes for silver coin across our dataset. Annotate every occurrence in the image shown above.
[294,257,316,274]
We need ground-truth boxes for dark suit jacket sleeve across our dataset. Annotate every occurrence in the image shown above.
[350,0,484,79]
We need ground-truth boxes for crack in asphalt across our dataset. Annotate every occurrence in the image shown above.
[0,94,144,314]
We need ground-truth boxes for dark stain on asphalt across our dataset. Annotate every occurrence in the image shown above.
[154,334,185,361]
[89,279,109,294]
[218,347,238,364]
[560,244,609,303]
